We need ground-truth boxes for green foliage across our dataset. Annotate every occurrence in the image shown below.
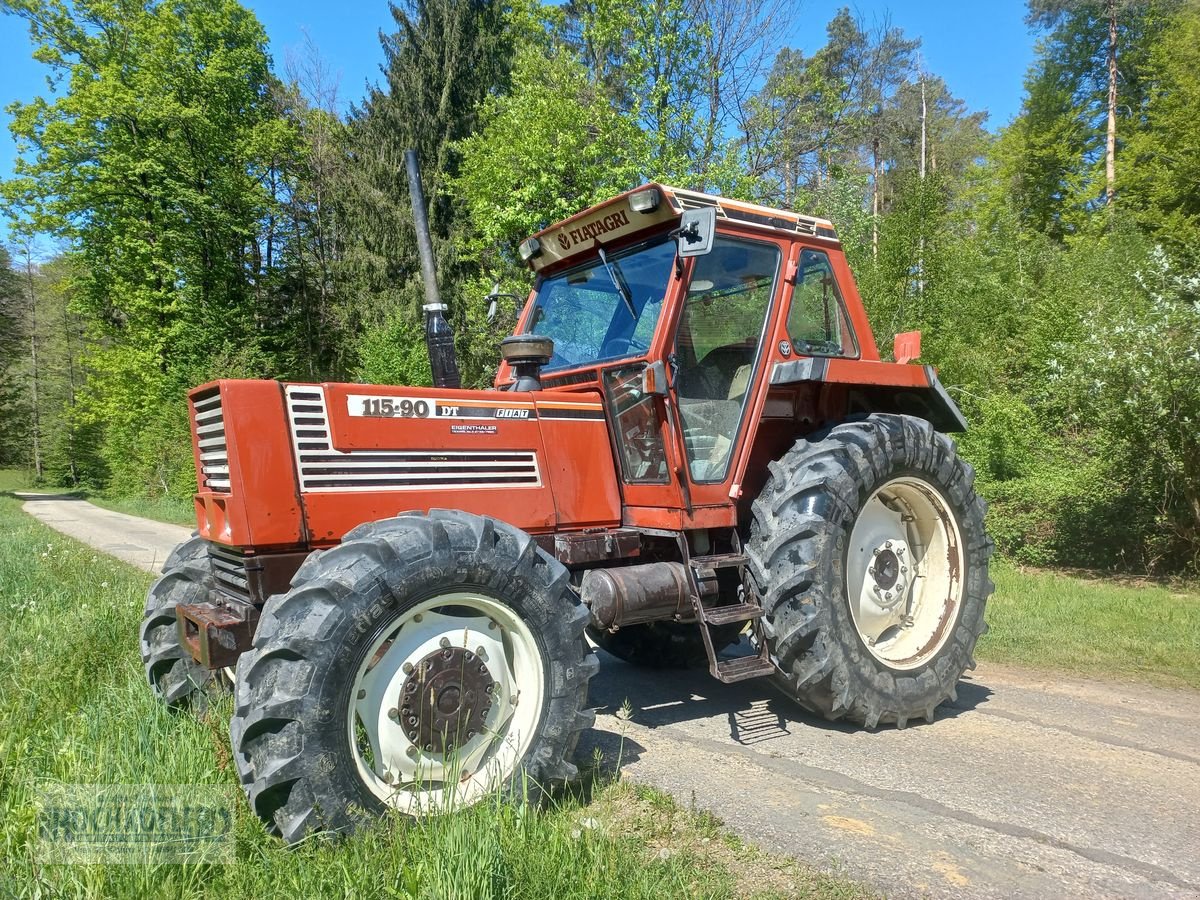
[3,0,294,496]
[454,45,651,258]
[1122,2,1200,268]
[0,247,27,466]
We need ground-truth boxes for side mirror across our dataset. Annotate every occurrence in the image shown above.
[676,207,715,258]
[484,283,525,325]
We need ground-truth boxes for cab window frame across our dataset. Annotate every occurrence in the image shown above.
[671,234,784,485]
[786,247,861,360]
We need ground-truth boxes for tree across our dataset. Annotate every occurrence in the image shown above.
[334,0,515,385]
[0,246,28,467]
[1122,2,1200,269]
[1016,0,1177,231]
[3,0,294,495]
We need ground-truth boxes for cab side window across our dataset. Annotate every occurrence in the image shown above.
[787,249,858,358]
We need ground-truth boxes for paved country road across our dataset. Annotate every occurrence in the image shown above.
[19,494,1200,899]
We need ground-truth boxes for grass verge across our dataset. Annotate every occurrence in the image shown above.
[0,493,862,900]
[85,492,196,527]
[976,558,1200,690]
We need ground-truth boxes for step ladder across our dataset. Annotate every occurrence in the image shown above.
[681,538,775,684]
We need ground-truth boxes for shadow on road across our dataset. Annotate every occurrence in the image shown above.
[585,635,995,762]
[8,491,85,502]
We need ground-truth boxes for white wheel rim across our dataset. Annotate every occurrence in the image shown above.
[846,477,965,670]
[347,591,545,814]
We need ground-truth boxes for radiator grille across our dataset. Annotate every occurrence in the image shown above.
[209,545,250,601]
[285,386,542,492]
[192,389,230,492]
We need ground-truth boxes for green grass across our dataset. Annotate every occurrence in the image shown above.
[86,492,196,527]
[977,558,1200,689]
[0,493,861,900]
[0,467,37,493]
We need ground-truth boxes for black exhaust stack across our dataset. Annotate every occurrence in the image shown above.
[405,148,461,389]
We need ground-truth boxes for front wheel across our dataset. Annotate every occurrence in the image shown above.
[140,537,224,708]
[747,414,993,728]
[229,510,597,842]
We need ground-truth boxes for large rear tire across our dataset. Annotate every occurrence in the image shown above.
[140,537,223,708]
[747,414,993,728]
[229,510,597,843]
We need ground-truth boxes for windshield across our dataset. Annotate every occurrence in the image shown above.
[524,237,675,371]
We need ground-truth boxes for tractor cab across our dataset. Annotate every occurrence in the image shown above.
[496,185,960,529]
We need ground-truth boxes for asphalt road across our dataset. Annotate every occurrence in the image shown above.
[20,494,1200,899]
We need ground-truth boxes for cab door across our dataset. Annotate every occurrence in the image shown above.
[666,230,788,521]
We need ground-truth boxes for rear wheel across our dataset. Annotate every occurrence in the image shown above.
[229,510,596,842]
[140,537,223,708]
[747,414,992,728]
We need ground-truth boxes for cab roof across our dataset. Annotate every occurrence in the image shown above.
[521,183,839,273]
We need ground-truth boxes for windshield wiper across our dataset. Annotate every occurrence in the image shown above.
[597,247,637,321]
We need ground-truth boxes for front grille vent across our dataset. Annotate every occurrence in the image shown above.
[192,389,230,492]
[284,386,542,493]
[209,545,250,601]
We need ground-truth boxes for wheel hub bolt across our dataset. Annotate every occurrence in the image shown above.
[382,770,394,784]
[439,637,451,649]
[414,613,423,623]
[885,540,893,549]
[406,746,418,759]
[488,620,498,630]
[476,647,487,660]
[402,662,414,675]
[885,592,893,601]
[388,707,399,721]
[357,689,366,700]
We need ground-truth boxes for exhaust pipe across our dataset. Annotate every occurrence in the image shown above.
[404,148,461,389]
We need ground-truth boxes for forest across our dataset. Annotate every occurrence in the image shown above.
[0,0,1197,575]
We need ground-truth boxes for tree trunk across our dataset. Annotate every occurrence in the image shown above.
[1105,0,1118,206]
[917,78,927,297]
[22,247,42,480]
[872,136,880,262]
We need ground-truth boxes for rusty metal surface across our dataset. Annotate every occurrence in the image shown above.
[554,528,643,567]
[398,647,497,755]
[176,600,258,669]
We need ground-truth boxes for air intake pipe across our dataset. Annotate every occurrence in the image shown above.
[404,148,461,389]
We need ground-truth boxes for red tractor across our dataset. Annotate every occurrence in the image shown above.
[141,169,992,842]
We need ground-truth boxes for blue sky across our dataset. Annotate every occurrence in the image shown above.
[0,1,1037,246]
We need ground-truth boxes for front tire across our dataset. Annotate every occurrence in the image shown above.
[229,510,597,842]
[747,414,993,728]
[140,537,222,707]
